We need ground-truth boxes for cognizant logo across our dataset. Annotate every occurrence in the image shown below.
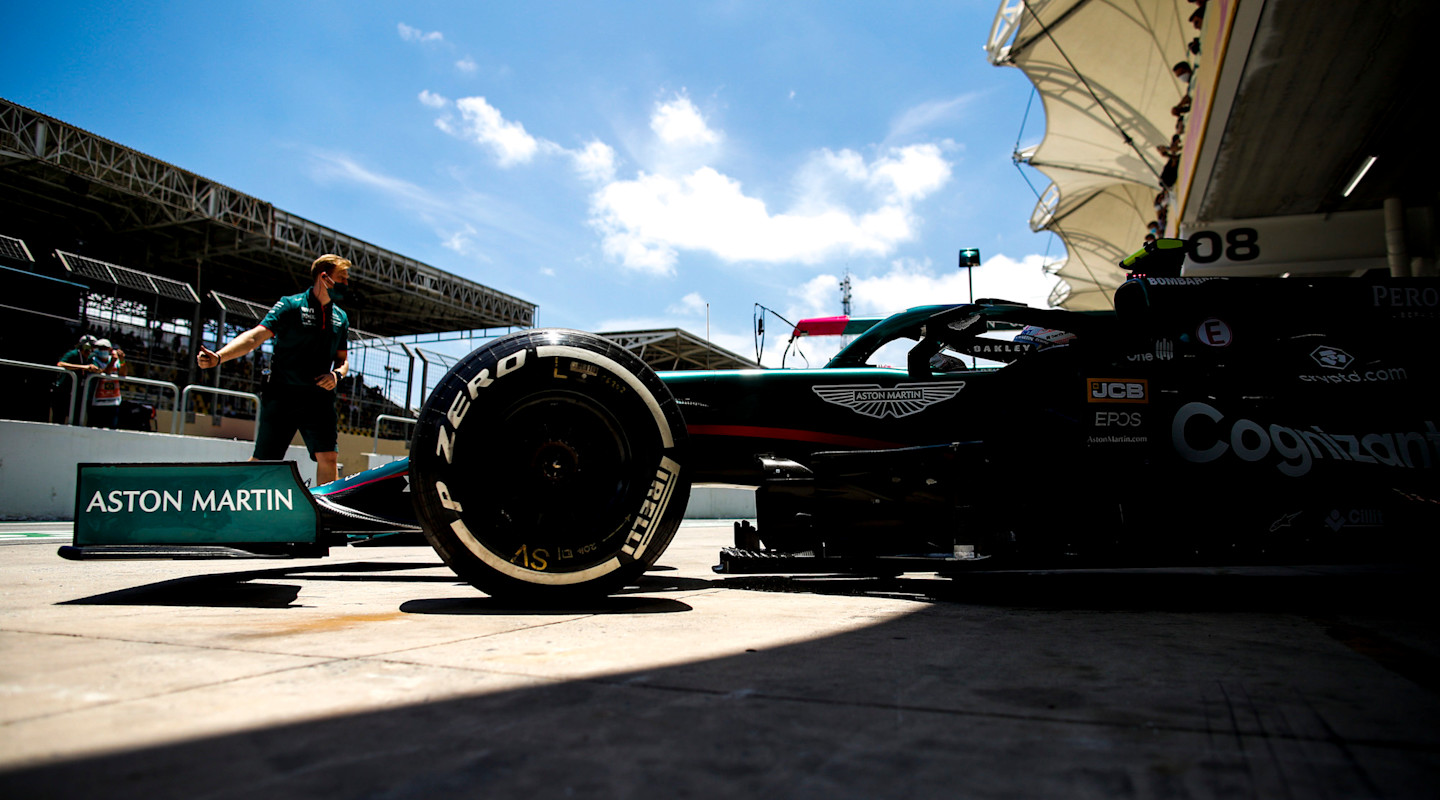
[1170,401,1440,477]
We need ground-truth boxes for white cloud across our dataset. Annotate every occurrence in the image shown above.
[667,292,708,316]
[418,90,959,281]
[435,97,612,182]
[442,225,478,255]
[446,96,542,167]
[819,148,868,182]
[418,90,449,109]
[455,57,478,73]
[886,95,975,143]
[591,144,953,274]
[594,167,909,275]
[312,152,441,209]
[571,140,617,183]
[397,23,443,43]
[868,144,951,203]
[308,151,520,260]
[650,94,721,147]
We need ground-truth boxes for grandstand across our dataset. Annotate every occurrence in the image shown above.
[0,98,536,339]
[0,96,541,450]
[0,98,754,484]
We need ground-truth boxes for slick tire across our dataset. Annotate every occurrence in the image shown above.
[410,329,690,600]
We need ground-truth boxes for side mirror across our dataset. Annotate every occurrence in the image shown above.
[907,337,945,378]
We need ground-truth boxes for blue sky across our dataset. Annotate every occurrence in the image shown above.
[3,0,1062,365]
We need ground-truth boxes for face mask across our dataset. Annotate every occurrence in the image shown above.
[326,280,349,303]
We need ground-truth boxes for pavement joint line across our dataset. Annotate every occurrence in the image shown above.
[0,619,587,663]
[345,587,740,661]
[1,603,725,725]
[0,654,354,728]
[344,615,618,661]
[1293,684,1389,798]
[8,643,1438,760]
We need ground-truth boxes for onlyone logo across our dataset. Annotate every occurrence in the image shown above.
[813,381,965,419]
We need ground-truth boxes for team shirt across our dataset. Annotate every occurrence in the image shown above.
[260,288,349,387]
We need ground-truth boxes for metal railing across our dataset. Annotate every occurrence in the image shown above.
[0,358,78,423]
[79,373,180,427]
[372,414,418,454]
[177,385,260,435]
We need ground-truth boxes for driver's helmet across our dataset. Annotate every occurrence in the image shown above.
[1014,325,1075,351]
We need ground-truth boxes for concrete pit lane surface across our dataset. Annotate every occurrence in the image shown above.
[1,521,1438,799]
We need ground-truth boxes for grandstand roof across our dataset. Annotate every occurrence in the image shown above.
[0,98,535,337]
[600,329,759,371]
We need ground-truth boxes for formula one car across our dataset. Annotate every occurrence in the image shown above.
[65,241,1440,599]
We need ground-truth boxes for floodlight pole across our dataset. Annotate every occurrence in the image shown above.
[960,249,973,304]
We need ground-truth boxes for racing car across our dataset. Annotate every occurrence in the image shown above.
[64,241,1440,599]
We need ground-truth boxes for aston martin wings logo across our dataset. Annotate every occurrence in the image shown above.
[812,381,966,419]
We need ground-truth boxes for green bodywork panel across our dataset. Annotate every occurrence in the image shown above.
[73,462,321,546]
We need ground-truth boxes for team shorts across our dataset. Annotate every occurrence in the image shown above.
[253,384,338,461]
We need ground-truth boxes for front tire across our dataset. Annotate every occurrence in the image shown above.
[410,329,689,599]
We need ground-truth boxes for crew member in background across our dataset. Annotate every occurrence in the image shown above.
[197,254,352,485]
[87,338,128,428]
[53,334,98,424]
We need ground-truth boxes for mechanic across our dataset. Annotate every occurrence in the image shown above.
[53,334,99,424]
[197,254,352,485]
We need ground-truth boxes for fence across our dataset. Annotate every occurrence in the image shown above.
[79,373,180,429]
[0,358,79,424]
[1,342,474,451]
[175,384,259,435]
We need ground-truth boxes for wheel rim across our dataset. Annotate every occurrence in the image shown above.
[454,391,653,572]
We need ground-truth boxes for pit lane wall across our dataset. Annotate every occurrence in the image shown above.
[0,419,757,521]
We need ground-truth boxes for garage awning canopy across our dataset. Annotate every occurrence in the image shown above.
[988,0,1193,308]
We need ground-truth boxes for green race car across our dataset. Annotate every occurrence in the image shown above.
[66,244,1440,599]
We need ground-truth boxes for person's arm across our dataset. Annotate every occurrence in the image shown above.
[197,325,273,369]
[316,348,348,391]
[57,351,100,373]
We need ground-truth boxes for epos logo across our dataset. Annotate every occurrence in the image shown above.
[1087,379,1148,403]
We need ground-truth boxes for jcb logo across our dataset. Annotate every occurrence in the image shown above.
[1087,379,1148,404]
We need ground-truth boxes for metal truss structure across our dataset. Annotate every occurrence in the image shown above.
[600,329,758,372]
[0,98,535,337]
